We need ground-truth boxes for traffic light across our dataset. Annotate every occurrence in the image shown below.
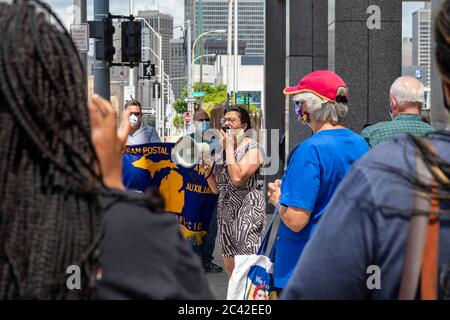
[121,21,142,64]
[104,15,115,63]
[88,14,115,64]
[142,61,155,79]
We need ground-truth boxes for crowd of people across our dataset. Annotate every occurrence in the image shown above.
[1,0,450,300]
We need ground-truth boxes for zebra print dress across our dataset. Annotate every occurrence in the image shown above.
[214,140,266,257]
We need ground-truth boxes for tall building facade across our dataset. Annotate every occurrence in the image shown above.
[185,0,196,42]
[185,0,264,59]
[402,37,413,66]
[412,4,431,87]
[137,10,174,77]
[170,38,187,99]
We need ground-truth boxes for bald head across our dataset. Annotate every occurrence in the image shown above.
[389,76,424,116]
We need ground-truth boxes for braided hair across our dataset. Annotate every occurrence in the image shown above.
[0,0,162,299]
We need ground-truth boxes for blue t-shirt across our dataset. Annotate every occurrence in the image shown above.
[274,128,368,288]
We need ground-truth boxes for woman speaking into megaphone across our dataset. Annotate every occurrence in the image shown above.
[200,106,266,278]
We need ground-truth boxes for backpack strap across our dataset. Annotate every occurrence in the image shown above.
[398,138,441,300]
[420,141,440,300]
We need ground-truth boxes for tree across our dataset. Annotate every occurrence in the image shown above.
[172,83,261,117]
[172,83,227,115]
[173,113,184,129]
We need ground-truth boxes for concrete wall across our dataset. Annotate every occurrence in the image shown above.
[335,0,402,132]
[287,0,328,153]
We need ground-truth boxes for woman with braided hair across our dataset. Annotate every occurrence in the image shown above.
[281,0,450,300]
[0,0,212,299]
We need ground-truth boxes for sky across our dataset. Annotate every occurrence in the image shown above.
[48,0,185,38]
[47,1,427,44]
[403,1,427,38]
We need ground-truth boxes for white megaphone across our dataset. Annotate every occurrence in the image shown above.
[172,136,211,168]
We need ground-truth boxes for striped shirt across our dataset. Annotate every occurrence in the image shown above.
[361,114,434,148]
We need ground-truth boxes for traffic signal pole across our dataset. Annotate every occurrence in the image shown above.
[74,0,87,84]
[129,0,135,99]
[93,0,110,100]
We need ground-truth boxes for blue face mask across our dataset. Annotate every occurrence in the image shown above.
[201,121,210,131]
[195,121,210,132]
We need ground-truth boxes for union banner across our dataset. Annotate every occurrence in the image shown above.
[122,143,218,246]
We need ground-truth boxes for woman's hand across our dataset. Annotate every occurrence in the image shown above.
[89,94,129,190]
[199,160,213,177]
[220,129,235,151]
[267,179,281,207]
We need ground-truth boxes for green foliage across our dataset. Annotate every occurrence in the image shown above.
[173,114,184,129]
[173,83,228,115]
[173,99,187,114]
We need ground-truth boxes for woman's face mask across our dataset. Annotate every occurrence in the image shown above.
[129,114,139,128]
[195,120,210,132]
[294,100,311,125]
[231,128,245,140]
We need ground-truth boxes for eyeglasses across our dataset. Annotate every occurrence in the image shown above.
[195,118,210,122]
[293,100,304,117]
[221,117,238,124]
[294,100,303,108]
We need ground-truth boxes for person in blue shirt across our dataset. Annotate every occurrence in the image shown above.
[267,70,369,292]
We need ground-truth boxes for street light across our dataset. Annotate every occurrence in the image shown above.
[192,29,226,65]
[193,53,217,65]
[190,29,226,93]
[192,54,217,92]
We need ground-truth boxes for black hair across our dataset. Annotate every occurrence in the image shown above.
[0,0,162,299]
[436,0,450,86]
[224,105,252,131]
[124,100,142,112]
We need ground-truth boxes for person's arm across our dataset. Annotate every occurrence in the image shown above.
[200,162,219,194]
[278,205,311,233]
[277,150,321,232]
[280,166,376,300]
[88,94,130,190]
[223,134,263,187]
[267,179,311,232]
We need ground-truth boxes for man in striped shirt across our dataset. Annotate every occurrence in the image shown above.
[361,76,434,148]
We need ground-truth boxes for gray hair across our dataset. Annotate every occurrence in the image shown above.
[390,76,424,108]
[293,92,348,124]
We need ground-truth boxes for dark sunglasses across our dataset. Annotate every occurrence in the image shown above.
[196,118,210,122]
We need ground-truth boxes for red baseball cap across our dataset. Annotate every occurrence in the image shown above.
[283,70,347,103]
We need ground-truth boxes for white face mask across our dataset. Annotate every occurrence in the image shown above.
[129,114,139,128]
[232,128,245,141]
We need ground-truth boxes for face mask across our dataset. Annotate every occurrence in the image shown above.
[232,128,245,141]
[129,114,139,128]
[294,100,311,126]
[388,105,394,120]
[195,121,210,132]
